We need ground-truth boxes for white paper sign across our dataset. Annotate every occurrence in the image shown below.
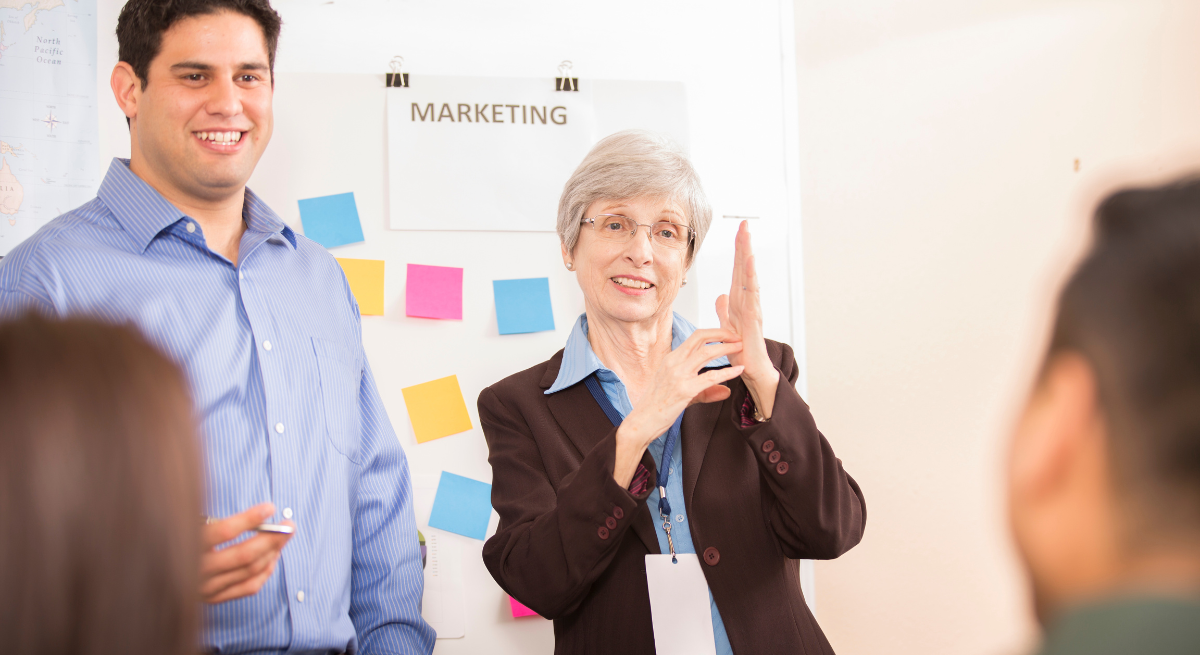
[387,76,596,232]
[644,554,718,655]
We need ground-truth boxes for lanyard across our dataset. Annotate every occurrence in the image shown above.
[584,374,684,563]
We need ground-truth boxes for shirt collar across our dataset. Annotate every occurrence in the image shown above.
[545,312,731,395]
[97,158,295,253]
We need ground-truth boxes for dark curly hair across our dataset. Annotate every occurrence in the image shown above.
[116,0,282,88]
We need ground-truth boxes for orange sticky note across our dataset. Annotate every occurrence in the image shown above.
[401,375,473,443]
[335,258,385,316]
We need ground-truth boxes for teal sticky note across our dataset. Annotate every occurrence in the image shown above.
[493,278,555,335]
[428,471,493,540]
[298,192,364,249]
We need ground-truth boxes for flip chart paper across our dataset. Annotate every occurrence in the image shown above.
[412,475,466,638]
[509,596,539,618]
[335,258,385,316]
[298,192,364,249]
[493,277,554,335]
[644,554,718,655]
[406,264,463,320]
[428,471,493,540]
[401,375,473,443]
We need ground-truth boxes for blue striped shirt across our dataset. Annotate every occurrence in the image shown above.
[0,159,435,655]
[546,313,734,655]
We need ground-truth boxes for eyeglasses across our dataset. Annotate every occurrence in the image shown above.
[581,214,695,251]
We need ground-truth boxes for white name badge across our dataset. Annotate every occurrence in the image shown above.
[644,554,718,655]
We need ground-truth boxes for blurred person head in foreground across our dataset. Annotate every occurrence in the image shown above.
[1009,178,1200,655]
[0,314,203,655]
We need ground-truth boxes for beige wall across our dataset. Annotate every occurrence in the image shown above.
[796,2,1200,654]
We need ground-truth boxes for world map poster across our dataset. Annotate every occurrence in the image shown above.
[0,0,98,256]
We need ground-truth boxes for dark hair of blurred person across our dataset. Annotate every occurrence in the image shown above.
[1009,178,1200,655]
[0,314,202,655]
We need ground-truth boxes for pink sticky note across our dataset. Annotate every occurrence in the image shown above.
[509,595,539,618]
[406,264,463,320]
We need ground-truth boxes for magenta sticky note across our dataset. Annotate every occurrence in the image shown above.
[406,264,463,320]
[509,595,539,618]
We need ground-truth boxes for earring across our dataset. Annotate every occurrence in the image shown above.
[681,278,688,287]
[566,262,574,270]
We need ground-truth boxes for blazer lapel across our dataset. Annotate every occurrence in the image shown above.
[546,382,611,463]
[682,396,723,510]
[543,370,661,555]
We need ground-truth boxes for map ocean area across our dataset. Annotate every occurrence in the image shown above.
[0,0,98,256]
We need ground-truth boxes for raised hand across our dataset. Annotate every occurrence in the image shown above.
[613,328,744,486]
[716,220,779,417]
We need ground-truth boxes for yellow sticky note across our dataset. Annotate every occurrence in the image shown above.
[401,375,473,443]
[335,258,385,316]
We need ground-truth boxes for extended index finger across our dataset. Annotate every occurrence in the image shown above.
[204,503,276,549]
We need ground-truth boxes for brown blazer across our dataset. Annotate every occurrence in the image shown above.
[479,339,866,654]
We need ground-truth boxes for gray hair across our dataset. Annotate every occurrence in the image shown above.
[557,130,712,264]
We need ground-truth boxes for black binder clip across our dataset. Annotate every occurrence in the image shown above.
[555,60,578,91]
[386,56,409,88]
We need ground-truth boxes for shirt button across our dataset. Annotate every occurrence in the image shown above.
[186,222,196,233]
[768,451,781,464]
[275,423,285,434]
[761,440,775,453]
[675,514,684,523]
[283,507,293,519]
[669,467,674,475]
[776,461,790,475]
[296,590,305,602]
[239,270,244,280]
[703,547,720,566]
[597,526,609,540]
[263,340,272,351]
[605,516,617,530]
[612,506,624,520]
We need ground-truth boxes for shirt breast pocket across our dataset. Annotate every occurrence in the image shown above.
[312,337,363,464]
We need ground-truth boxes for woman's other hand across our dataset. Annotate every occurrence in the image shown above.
[717,220,780,418]
[613,328,744,486]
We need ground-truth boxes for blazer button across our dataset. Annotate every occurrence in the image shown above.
[613,506,625,520]
[761,440,775,453]
[606,516,617,530]
[703,547,720,566]
[776,461,790,475]
[768,451,781,464]
[598,526,610,540]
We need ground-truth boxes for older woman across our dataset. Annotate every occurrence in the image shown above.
[480,130,866,655]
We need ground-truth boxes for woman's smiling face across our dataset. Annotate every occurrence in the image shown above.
[565,196,690,325]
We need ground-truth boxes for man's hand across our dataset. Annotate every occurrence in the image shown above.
[202,503,294,604]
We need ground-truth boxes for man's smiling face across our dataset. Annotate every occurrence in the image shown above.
[127,10,273,202]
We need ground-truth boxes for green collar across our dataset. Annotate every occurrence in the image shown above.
[1037,596,1200,655]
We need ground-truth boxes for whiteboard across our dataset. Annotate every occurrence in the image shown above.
[91,1,808,653]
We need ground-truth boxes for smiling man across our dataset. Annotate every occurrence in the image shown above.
[0,1,434,653]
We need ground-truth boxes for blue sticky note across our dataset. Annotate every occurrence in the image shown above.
[428,471,493,540]
[298,192,364,249]
[493,277,555,335]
